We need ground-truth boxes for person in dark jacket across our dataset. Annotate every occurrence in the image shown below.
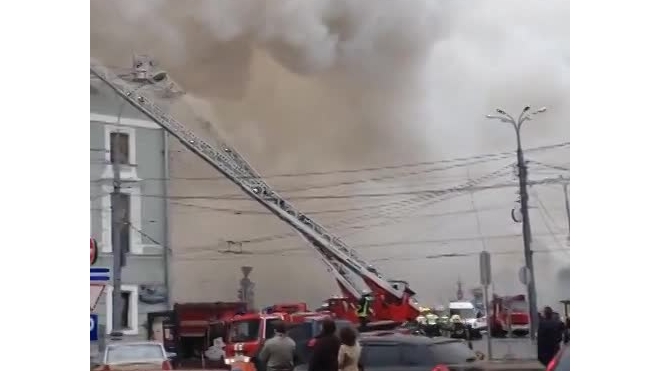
[537,306,564,366]
[308,319,341,371]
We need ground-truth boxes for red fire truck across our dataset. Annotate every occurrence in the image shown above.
[489,294,531,337]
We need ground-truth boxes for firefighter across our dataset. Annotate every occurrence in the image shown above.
[449,313,465,339]
[438,307,451,336]
[425,309,440,325]
[416,307,430,326]
[439,311,450,323]
[424,308,440,337]
[356,290,372,331]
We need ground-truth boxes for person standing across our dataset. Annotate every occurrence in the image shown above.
[308,319,341,371]
[338,327,362,371]
[356,291,372,331]
[537,306,564,366]
[258,321,297,371]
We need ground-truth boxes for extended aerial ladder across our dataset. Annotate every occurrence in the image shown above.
[90,56,419,319]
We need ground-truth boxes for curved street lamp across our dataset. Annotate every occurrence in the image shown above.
[485,106,546,340]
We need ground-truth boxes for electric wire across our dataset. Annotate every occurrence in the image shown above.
[233,165,516,245]
[131,175,567,201]
[527,160,569,172]
[90,141,568,181]
[529,189,570,256]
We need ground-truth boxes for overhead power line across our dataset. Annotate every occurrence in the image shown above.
[162,200,532,217]
[173,243,570,262]
[183,165,518,245]
[133,176,568,201]
[527,160,570,172]
[372,247,570,263]
[116,209,568,265]
[89,141,569,181]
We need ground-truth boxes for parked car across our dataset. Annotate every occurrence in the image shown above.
[295,332,485,371]
[94,341,176,370]
[547,346,569,371]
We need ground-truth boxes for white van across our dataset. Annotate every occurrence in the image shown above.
[448,301,487,331]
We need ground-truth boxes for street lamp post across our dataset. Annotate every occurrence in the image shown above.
[104,56,168,339]
[486,106,546,341]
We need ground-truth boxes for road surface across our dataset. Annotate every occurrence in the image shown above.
[470,335,538,360]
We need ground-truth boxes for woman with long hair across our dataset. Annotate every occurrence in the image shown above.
[338,327,361,371]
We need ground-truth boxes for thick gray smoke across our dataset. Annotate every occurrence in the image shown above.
[91,0,569,306]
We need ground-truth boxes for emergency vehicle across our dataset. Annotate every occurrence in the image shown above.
[448,301,487,332]
[489,294,531,336]
[92,57,440,345]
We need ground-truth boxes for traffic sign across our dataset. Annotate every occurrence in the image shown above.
[91,267,110,282]
[90,238,98,265]
[90,283,106,311]
[90,314,99,341]
[518,266,532,286]
[479,251,492,286]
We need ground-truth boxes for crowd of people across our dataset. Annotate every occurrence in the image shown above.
[255,307,568,371]
[258,319,362,371]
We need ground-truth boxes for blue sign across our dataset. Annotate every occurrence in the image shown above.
[90,267,110,282]
[90,314,99,341]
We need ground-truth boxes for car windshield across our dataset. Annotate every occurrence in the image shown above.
[229,319,260,342]
[106,344,165,364]
[264,318,279,339]
[449,308,476,319]
[508,300,528,312]
[287,323,313,342]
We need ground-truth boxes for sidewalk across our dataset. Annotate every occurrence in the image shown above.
[481,359,544,370]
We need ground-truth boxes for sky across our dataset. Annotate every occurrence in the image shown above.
[90,0,570,308]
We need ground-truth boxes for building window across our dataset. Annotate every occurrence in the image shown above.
[101,125,140,181]
[106,284,139,335]
[110,132,130,165]
[111,192,131,254]
[100,184,144,255]
[120,291,131,329]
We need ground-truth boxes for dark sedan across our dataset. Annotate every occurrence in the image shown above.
[296,332,485,371]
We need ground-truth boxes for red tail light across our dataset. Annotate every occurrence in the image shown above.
[162,360,172,370]
[546,348,564,371]
[432,365,450,371]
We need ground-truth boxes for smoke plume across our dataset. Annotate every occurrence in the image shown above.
[91,0,569,305]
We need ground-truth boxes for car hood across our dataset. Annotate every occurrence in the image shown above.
[104,361,164,370]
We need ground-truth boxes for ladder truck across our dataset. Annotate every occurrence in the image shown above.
[90,56,421,324]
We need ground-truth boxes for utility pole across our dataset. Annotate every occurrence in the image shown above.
[110,128,125,338]
[560,175,570,243]
[486,106,547,341]
[108,55,170,338]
